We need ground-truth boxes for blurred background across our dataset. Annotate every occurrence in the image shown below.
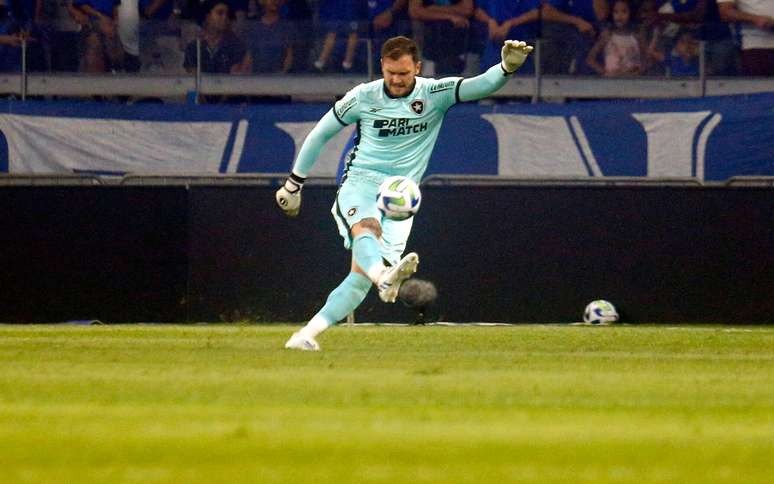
[0,0,770,103]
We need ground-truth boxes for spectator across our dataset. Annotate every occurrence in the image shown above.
[474,0,540,74]
[641,0,736,75]
[9,0,48,71]
[717,0,774,75]
[178,0,247,49]
[0,0,23,72]
[408,0,473,75]
[246,0,293,73]
[178,0,205,60]
[668,28,700,75]
[139,1,175,35]
[312,0,361,72]
[587,0,645,76]
[231,0,250,30]
[51,0,82,71]
[180,0,205,21]
[183,0,251,74]
[138,0,185,73]
[283,0,311,23]
[366,0,410,72]
[119,0,141,72]
[70,0,125,73]
[649,27,700,75]
[282,0,312,72]
[8,0,41,24]
[639,0,666,74]
[541,0,610,74]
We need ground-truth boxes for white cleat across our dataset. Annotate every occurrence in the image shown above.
[284,331,321,351]
[377,252,419,303]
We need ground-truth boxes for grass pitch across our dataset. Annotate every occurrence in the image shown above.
[1,324,773,483]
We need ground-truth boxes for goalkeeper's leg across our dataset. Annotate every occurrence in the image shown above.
[290,223,382,342]
[350,219,418,303]
[287,270,371,350]
[287,183,417,349]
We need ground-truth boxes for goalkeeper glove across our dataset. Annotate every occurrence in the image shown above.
[275,174,305,217]
[501,39,533,74]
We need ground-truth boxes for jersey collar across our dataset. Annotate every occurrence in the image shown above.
[383,79,417,99]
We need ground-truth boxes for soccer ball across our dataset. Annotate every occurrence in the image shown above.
[583,300,619,325]
[376,176,421,221]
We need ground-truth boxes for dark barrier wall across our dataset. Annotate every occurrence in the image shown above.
[412,186,774,324]
[0,188,189,322]
[1,185,772,323]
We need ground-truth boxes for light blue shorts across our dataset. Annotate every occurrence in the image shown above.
[331,176,414,267]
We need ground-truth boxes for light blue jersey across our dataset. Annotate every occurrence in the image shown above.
[290,63,511,181]
[327,76,462,263]
[287,62,514,259]
[331,76,462,184]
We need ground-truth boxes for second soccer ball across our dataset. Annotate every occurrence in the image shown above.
[376,176,422,221]
[583,300,619,325]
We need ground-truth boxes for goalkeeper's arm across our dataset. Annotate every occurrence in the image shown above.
[275,110,344,217]
[457,40,533,103]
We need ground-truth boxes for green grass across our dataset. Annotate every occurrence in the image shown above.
[1,324,773,483]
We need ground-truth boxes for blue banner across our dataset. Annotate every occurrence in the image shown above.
[0,93,772,181]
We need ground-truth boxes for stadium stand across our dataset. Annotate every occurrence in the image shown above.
[0,0,768,103]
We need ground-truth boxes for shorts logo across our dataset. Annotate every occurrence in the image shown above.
[347,207,357,217]
[410,100,425,115]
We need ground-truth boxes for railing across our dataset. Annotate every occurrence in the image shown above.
[5,173,771,187]
[422,175,706,187]
[724,177,774,187]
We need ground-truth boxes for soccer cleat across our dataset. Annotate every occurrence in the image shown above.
[284,331,321,351]
[377,252,419,303]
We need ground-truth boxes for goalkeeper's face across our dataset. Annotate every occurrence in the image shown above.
[381,55,421,98]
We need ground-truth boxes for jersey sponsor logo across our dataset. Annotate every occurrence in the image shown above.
[410,100,425,115]
[373,118,428,137]
[336,97,358,118]
[429,80,456,93]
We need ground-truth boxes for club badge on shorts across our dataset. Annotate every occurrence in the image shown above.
[347,207,357,217]
[410,100,425,115]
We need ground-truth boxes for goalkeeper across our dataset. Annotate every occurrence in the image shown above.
[278,36,532,350]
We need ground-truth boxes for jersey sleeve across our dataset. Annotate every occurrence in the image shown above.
[332,85,363,126]
[290,109,346,178]
[457,63,511,103]
[427,77,464,112]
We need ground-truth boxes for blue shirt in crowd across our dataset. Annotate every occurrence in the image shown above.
[248,20,294,73]
[367,0,393,17]
[0,18,21,72]
[659,0,731,41]
[140,0,175,19]
[546,0,599,23]
[72,0,121,17]
[669,52,699,76]
[477,0,540,40]
[318,0,358,21]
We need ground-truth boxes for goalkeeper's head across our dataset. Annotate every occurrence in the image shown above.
[381,36,421,98]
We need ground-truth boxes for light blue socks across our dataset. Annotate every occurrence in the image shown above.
[301,233,382,338]
[352,232,385,281]
[315,272,372,327]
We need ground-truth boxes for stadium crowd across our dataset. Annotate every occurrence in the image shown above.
[0,0,770,77]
